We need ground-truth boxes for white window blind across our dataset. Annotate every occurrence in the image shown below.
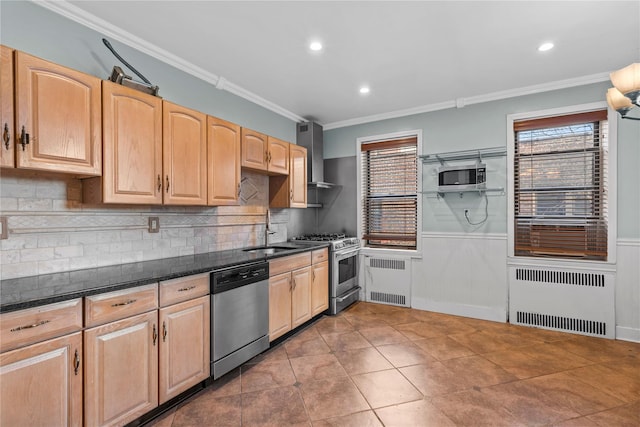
[513,110,608,260]
[361,137,417,250]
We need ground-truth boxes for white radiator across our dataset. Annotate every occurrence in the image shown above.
[508,265,615,339]
[363,255,411,307]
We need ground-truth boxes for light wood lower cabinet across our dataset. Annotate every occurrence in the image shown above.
[84,310,159,427]
[269,252,314,341]
[311,260,329,317]
[159,295,210,404]
[0,332,83,427]
[291,267,312,329]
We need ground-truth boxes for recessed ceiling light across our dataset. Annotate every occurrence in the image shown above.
[309,41,323,51]
[359,86,370,94]
[538,42,554,52]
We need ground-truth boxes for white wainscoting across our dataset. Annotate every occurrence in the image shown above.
[616,239,640,342]
[412,232,508,322]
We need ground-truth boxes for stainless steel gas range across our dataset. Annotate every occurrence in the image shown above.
[290,234,360,314]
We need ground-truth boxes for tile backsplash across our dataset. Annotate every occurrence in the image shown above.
[0,169,290,280]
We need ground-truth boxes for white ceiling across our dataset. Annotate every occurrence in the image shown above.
[52,1,640,129]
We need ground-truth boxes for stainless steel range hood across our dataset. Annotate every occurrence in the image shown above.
[296,122,334,188]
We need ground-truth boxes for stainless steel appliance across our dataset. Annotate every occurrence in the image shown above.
[210,262,269,379]
[290,234,361,314]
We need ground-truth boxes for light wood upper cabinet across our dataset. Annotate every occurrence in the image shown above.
[163,101,208,205]
[89,80,163,204]
[159,295,210,404]
[269,144,307,208]
[84,310,159,427]
[208,116,241,205]
[267,136,290,175]
[0,46,14,168]
[13,50,101,175]
[241,128,268,171]
[241,128,291,175]
[0,332,83,427]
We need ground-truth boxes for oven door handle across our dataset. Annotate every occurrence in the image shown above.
[335,286,361,302]
[334,249,360,261]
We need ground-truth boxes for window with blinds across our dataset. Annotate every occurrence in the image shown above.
[361,137,417,250]
[513,110,608,260]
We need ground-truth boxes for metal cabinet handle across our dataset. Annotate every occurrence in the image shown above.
[166,175,170,193]
[162,321,167,342]
[19,126,29,151]
[73,349,81,375]
[111,299,137,307]
[237,182,241,197]
[2,123,9,150]
[157,175,162,192]
[177,285,196,292]
[292,278,296,290]
[290,189,293,200]
[312,270,315,281]
[10,319,50,332]
[152,324,157,346]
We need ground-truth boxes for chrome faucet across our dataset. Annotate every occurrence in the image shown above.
[265,208,276,246]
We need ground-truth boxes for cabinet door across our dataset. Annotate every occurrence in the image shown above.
[311,261,329,316]
[159,296,210,404]
[0,46,14,168]
[84,310,158,427]
[269,272,292,341]
[163,101,207,205]
[208,116,241,205]
[289,144,307,208]
[241,128,267,171]
[14,51,101,176]
[0,332,82,427]
[101,80,162,204]
[267,136,289,175]
[291,266,312,329]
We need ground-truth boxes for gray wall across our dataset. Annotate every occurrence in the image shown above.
[324,82,640,239]
[0,0,296,142]
[0,1,300,280]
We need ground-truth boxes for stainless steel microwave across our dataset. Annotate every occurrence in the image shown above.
[438,163,486,191]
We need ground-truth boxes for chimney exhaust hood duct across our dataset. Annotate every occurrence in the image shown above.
[296,122,334,188]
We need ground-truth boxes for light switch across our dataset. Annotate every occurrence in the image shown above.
[148,216,160,233]
[0,216,7,240]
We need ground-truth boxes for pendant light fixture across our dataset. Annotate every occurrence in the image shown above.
[606,63,640,120]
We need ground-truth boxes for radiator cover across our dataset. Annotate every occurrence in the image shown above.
[364,256,411,307]
[508,265,615,338]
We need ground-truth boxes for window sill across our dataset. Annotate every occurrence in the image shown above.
[507,256,615,271]
[359,247,422,259]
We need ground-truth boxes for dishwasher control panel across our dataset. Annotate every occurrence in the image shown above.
[211,262,269,294]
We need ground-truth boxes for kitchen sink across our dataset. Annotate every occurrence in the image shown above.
[242,245,295,254]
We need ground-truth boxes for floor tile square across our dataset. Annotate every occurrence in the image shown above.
[375,398,456,426]
[241,386,309,426]
[351,369,422,408]
[399,362,472,397]
[358,325,409,346]
[321,330,372,352]
[300,377,370,421]
[240,359,296,393]
[376,341,438,367]
[289,353,347,383]
[333,347,394,375]
[312,410,383,427]
[413,335,476,360]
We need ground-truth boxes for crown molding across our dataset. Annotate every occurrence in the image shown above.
[34,0,306,123]
[324,73,610,130]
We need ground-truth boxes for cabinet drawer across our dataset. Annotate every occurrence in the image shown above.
[159,273,210,307]
[0,299,82,353]
[311,248,329,264]
[269,252,311,277]
[85,283,158,327]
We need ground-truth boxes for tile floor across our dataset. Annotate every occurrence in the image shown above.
[149,302,640,426]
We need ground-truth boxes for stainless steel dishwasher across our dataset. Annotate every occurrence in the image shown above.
[210,261,269,379]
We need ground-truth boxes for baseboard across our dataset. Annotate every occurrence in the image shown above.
[412,297,507,323]
[615,326,640,343]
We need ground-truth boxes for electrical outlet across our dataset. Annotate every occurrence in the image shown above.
[148,216,160,233]
[0,216,7,239]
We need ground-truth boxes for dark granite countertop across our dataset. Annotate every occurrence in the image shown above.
[0,242,329,313]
